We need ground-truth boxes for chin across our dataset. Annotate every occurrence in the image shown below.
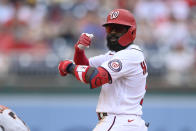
[107,41,127,52]
[107,41,118,52]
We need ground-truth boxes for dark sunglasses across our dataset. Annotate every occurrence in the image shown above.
[105,24,130,34]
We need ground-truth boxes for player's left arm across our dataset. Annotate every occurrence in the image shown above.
[58,60,112,89]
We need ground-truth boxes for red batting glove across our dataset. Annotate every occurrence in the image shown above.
[58,60,73,76]
[75,33,93,50]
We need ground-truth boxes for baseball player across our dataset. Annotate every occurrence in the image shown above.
[59,9,148,131]
[0,105,30,131]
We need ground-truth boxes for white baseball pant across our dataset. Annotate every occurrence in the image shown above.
[93,114,148,131]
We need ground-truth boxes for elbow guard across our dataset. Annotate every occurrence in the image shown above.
[73,65,112,89]
[89,67,112,89]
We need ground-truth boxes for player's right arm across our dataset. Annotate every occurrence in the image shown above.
[58,60,112,89]
[74,33,93,65]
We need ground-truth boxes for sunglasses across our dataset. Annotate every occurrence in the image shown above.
[105,24,130,34]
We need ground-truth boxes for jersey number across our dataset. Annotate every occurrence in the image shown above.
[140,61,147,75]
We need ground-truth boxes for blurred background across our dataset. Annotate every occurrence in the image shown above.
[0,0,196,131]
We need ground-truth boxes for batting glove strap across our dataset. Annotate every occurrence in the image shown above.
[74,65,90,83]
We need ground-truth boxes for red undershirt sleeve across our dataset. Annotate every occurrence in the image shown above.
[74,47,89,65]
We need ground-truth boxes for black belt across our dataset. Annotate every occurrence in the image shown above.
[97,112,150,127]
[97,112,108,120]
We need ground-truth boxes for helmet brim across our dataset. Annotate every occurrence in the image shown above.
[102,22,132,27]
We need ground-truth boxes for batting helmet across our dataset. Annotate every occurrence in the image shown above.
[103,9,136,47]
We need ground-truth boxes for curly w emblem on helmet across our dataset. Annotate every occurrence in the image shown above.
[110,11,119,19]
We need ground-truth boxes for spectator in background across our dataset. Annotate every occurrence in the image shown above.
[154,12,190,48]
[165,42,194,87]
[0,0,14,25]
[0,0,37,53]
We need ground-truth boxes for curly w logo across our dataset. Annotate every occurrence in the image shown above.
[110,11,119,19]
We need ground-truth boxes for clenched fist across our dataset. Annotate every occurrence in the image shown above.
[75,33,94,50]
[58,60,73,76]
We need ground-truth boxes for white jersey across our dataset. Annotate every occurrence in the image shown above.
[89,44,148,115]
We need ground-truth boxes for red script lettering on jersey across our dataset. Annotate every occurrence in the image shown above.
[140,61,147,75]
